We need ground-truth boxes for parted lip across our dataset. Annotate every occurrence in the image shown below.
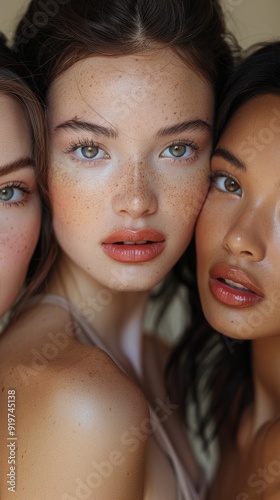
[209,263,264,297]
[102,228,165,244]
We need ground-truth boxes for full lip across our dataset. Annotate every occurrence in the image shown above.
[102,228,165,244]
[102,228,166,263]
[208,262,264,307]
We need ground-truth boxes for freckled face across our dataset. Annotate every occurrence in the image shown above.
[0,95,41,315]
[48,50,213,291]
[196,95,280,340]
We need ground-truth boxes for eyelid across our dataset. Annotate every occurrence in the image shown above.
[61,138,111,167]
[210,170,242,195]
[0,181,31,207]
[63,139,110,157]
[160,140,199,160]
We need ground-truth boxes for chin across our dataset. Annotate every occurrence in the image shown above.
[108,279,156,294]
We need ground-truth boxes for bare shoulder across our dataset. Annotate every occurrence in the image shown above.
[0,303,148,499]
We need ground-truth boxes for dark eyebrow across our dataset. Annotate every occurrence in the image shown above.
[0,158,33,176]
[212,148,246,171]
[54,119,118,139]
[156,120,211,138]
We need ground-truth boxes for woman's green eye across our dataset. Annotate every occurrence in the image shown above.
[74,145,108,161]
[80,146,99,159]
[169,145,188,157]
[161,144,194,159]
[0,188,14,201]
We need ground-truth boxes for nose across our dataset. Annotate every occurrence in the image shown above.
[111,162,158,219]
[223,208,266,262]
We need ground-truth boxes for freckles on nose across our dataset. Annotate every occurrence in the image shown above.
[122,161,148,190]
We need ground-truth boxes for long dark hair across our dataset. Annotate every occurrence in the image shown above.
[0,36,57,314]
[14,0,236,104]
[13,0,238,321]
[167,41,280,448]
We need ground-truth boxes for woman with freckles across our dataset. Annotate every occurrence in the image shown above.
[0,39,50,319]
[0,35,54,491]
[0,0,236,498]
[169,42,280,500]
[0,39,52,325]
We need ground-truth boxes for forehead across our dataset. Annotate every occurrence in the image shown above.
[0,94,31,157]
[220,94,280,144]
[48,49,213,130]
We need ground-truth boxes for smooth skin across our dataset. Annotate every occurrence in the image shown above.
[196,95,280,500]
[0,95,41,316]
[0,49,213,499]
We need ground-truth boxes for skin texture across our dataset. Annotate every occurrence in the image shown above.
[196,95,280,500]
[0,95,41,316]
[48,50,212,294]
[0,49,213,499]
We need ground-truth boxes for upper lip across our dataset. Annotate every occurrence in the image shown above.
[210,263,264,297]
[102,228,165,244]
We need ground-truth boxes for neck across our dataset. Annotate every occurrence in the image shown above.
[250,337,280,434]
[47,254,151,378]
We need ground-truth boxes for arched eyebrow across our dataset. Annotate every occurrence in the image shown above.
[0,158,33,176]
[54,118,211,139]
[54,120,118,139]
[212,148,246,171]
[156,119,211,137]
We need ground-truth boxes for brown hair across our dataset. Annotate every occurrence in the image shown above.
[13,0,239,301]
[0,36,57,315]
[14,0,237,105]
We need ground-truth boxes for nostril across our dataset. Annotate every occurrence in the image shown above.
[241,250,253,256]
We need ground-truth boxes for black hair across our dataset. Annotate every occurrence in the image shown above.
[167,41,280,448]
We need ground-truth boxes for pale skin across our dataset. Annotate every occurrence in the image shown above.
[0,95,41,316]
[196,95,280,500]
[0,48,213,499]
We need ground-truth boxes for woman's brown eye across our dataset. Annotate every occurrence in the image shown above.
[224,178,239,192]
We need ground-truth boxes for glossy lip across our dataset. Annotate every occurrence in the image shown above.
[209,263,264,307]
[102,228,166,263]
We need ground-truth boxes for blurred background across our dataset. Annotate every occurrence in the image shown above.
[0,0,280,48]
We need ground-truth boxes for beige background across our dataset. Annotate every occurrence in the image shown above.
[0,0,280,46]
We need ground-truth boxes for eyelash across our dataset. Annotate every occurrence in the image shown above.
[63,138,200,164]
[63,139,107,164]
[0,182,31,208]
[64,138,98,154]
[160,140,199,162]
[209,170,242,195]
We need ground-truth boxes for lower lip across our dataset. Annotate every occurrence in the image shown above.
[209,278,263,307]
[102,242,166,263]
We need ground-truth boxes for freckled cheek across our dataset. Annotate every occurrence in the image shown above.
[0,217,40,267]
[0,226,37,313]
[166,168,209,231]
[49,167,107,229]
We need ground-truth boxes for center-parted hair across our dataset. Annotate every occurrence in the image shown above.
[13,0,241,394]
[14,0,236,105]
